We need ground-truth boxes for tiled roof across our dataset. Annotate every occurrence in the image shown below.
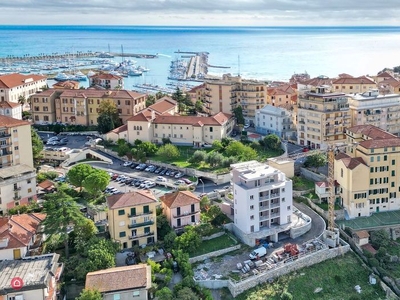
[148,97,177,114]
[160,191,200,209]
[127,111,153,122]
[361,243,377,255]
[332,76,375,85]
[0,115,30,128]
[59,89,145,99]
[52,80,79,89]
[86,264,151,293]
[108,124,127,134]
[107,190,157,210]
[32,88,58,97]
[299,77,333,86]
[339,156,367,170]
[315,181,328,188]
[347,125,395,140]
[338,73,354,78]
[38,179,55,190]
[0,101,21,109]
[359,138,400,149]
[188,83,205,93]
[90,73,122,80]
[153,112,231,126]
[0,73,46,89]
[0,213,45,250]
[354,230,369,239]
[377,71,395,79]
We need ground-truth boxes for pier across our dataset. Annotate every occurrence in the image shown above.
[169,51,210,81]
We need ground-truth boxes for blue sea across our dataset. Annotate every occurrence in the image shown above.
[1,25,400,88]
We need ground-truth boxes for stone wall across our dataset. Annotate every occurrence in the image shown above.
[300,167,327,182]
[195,279,229,289]
[189,244,241,263]
[299,196,345,221]
[202,231,225,241]
[227,243,350,297]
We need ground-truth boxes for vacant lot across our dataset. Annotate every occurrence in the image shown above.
[220,252,385,300]
[190,233,238,257]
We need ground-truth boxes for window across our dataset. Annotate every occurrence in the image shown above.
[392,160,396,165]
[250,195,254,200]
[392,182,395,187]
[113,294,121,300]
[250,215,254,220]
[130,207,136,216]
[14,146,19,150]
[210,127,213,132]
[133,291,140,297]
[143,205,149,213]
[118,209,125,216]
[377,156,380,162]
[370,167,374,173]
[28,188,32,193]
[392,170,396,176]
[282,188,285,192]
[250,205,254,210]
[340,168,343,177]
[119,231,126,238]
[384,155,387,161]
[191,215,195,223]
[144,226,150,234]
[370,179,373,185]
[287,206,291,210]
[370,157,374,163]
[282,197,285,202]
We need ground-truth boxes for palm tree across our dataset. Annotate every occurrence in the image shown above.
[18,95,26,105]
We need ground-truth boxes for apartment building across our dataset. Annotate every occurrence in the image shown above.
[0,116,36,214]
[160,191,200,232]
[255,105,296,140]
[0,213,45,260]
[85,264,151,300]
[347,89,400,135]
[107,190,158,250]
[127,111,234,147]
[0,253,63,300]
[296,75,333,96]
[52,80,80,89]
[0,101,22,120]
[266,84,297,109]
[231,161,293,246]
[335,125,400,219]
[0,73,47,103]
[297,86,350,150]
[332,75,376,94]
[89,73,124,89]
[31,88,146,125]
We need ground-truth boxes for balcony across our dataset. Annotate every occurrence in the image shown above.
[0,134,11,139]
[270,213,280,218]
[127,220,154,229]
[270,193,280,199]
[259,215,270,221]
[13,195,21,201]
[13,186,21,191]
[127,211,153,218]
[270,202,281,209]
[0,143,12,149]
[128,231,154,240]
[0,151,12,157]
[173,210,200,218]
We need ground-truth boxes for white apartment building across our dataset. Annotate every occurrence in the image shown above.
[0,73,47,103]
[231,161,293,246]
[255,105,296,140]
[0,101,22,119]
[89,73,123,89]
[348,89,400,135]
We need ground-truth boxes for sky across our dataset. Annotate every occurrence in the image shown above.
[1,0,400,26]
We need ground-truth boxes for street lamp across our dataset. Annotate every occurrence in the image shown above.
[199,178,204,194]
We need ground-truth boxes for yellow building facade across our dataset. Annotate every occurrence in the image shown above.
[332,76,376,94]
[107,190,158,249]
[335,125,400,219]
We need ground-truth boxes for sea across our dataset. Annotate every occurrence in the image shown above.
[1,25,400,90]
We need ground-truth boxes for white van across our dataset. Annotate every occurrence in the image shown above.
[249,246,267,260]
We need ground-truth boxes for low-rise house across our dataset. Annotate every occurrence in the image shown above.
[52,80,80,89]
[85,264,151,300]
[89,73,124,89]
[0,213,46,260]
[37,179,56,195]
[103,124,127,143]
[160,191,200,232]
[353,230,370,247]
[0,101,22,120]
[332,75,376,94]
[107,190,158,249]
[0,253,63,300]
[315,181,330,204]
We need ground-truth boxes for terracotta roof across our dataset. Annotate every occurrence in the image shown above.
[0,101,21,109]
[148,97,177,114]
[299,77,333,87]
[339,156,367,170]
[315,181,328,188]
[0,213,45,250]
[338,73,354,78]
[32,88,58,97]
[332,76,375,85]
[361,243,377,255]
[86,264,151,293]
[90,73,122,80]
[0,115,30,128]
[0,73,46,89]
[188,83,205,93]
[160,191,200,209]
[377,71,395,79]
[248,133,261,139]
[59,89,145,99]
[38,179,55,190]
[153,112,231,126]
[52,80,79,89]
[127,111,153,122]
[359,138,400,149]
[108,124,127,134]
[107,190,157,210]
[347,125,395,140]
[354,230,369,239]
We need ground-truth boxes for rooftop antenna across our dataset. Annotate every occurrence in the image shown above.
[238,55,241,77]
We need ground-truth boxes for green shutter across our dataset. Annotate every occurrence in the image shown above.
[118,209,125,216]
[130,207,136,216]
[143,205,149,213]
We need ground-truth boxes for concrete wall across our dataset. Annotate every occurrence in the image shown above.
[300,167,327,182]
[290,211,312,239]
[300,196,345,221]
[202,231,225,241]
[227,243,350,297]
[195,279,229,289]
[189,244,241,264]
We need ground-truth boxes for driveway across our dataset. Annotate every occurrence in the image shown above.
[293,202,326,243]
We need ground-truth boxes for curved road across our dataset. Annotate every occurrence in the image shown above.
[293,202,326,244]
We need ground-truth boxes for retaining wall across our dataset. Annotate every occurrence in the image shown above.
[189,244,241,263]
[194,279,229,289]
[227,243,350,297]
[202,231,225,241]
[299,196,345,221]
[300,167,327,182]
[290,212,312,239]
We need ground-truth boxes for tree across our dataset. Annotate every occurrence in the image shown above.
[138,141,157,156]
[37,171,59,183]
[72,218,98,250]
[83,238,118,273]
[233,106,245,125]
[175,226,201,254]
[164,231,177,251]
[42,187,86,258]
[305,153,327,172]
[195,100,203,113]
[82,169,110,198]
[146,94,156,107]
[18,95,26,105]
[212,140,223,152]
[157,144,180,160]
[188,150,207,164]
[205,151,224,167]
[200,196,210,211]
[97,100,120,133]
[31,128,44,166]
[76,289,102,300]
[157,214,172,240]
[280,291,293,300]
[175,287,200,300]
[370,229,390,249]
[172,87,185,113]
[155,91,167,100]
[262,134,281,150]
[225,141,258,161]
[156,287,174,300]
[67,164,95,191]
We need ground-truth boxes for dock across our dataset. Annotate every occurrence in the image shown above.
[169,51,210,81]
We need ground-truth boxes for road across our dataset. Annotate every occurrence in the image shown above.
[293,202,326,243]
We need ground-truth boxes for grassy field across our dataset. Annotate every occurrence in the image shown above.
[221,252,385,300]
[189,233,237,257]
[292,176,315,191]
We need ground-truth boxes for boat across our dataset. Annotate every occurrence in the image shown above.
[87,70,96,77]
[128,69,143,76]
[97,52,114,58]
[137,66,150,72]
[54,72,72,81]
[72,71,87,81]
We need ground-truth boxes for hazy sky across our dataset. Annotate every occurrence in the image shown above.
[1,0,400,26]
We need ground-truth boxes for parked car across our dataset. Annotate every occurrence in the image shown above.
[156,176,167,182]
[174,180,185,186]
[130,163,139,169]
[181,178,192,184]
[169,171,176,177]
[164,169,171,176]
[144,182,156,189]
[243,123,250,129]
[154,167,162,174]
[111,174,119,180]
[123,161,133,167]
[135,180,144,187]
[174,172,184,179]
[140,180,152,188]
